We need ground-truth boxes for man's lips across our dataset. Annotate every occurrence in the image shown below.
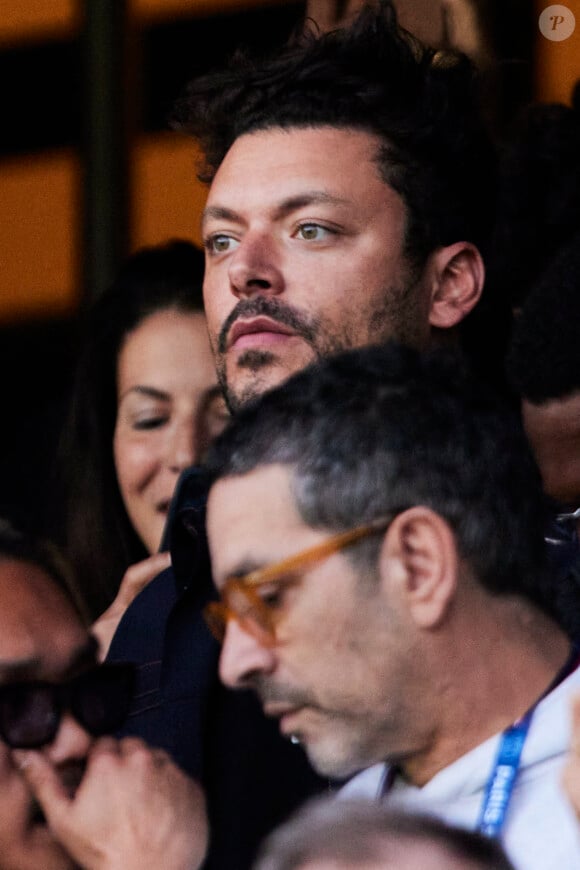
[228,317,296,350]
[263,702,303,734]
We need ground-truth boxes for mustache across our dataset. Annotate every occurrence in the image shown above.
[252,677,313,710]
[218,297,319,354]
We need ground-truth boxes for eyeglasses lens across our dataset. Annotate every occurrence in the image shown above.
[204,602,227,642]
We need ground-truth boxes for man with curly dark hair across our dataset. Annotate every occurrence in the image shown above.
[170,0,500,409]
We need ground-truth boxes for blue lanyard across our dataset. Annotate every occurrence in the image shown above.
[477,711,532,837]
[381,644,580,838]
[478,643,580,837]
[381,717,532,836]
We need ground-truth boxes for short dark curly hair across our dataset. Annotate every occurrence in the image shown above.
[171,0,497,270]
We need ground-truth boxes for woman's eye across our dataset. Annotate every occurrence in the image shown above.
[133,416,168,431]
[205,234,240,254]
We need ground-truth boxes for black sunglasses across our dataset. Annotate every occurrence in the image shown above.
[0,662,135,749]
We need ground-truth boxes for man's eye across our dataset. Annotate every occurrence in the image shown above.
[257,584,286,609]
[296,223,332,241]
[205,234,240,254]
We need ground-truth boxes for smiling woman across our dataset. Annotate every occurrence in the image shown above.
[48,240,228,635]
[113,307,225,555]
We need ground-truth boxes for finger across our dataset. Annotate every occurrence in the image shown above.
[114,737,148,762]
[114,553,172,609]
[116,736,171,767]
[92,553,171,658]
[12,750,72,826]
[88,736,123,761]
[120,552,172,597]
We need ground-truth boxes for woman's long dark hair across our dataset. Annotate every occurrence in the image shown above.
[48,240,205,620]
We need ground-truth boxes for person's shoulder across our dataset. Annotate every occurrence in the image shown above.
[106,565,178,661]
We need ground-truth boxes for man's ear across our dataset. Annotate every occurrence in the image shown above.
[379,507,458,629]
[425,242,485,329]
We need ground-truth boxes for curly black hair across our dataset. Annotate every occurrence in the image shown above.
[172,0,497,270]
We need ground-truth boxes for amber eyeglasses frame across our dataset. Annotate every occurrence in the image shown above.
[204,512,401,645]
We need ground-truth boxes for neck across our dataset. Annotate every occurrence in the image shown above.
[398,597,571,787]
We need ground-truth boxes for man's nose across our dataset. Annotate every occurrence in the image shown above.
[228,233,284,299]
[43,710,92,766]
[219,617,276,689]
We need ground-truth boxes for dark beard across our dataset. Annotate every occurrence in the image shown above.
[216,297,324,412]
[217,279,422,413]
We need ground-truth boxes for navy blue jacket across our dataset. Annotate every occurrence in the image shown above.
[107,467,328,870]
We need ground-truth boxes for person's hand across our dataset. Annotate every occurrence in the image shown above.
[563,693,580,819]
[92,552,171,659]
[14,736,208,870]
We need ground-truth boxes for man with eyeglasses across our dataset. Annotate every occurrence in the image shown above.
[0,518,207,870]
[203,342,580,870]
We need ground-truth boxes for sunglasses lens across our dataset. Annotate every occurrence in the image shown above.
[71,664,135,736]
[0,684,58,748]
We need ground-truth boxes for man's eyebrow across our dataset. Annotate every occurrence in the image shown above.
[201,192,349,230]
[0,637,98,683]
[223,560,264,581]
[0,656,42,680]
[272,191,350,218]
[201,205,241,230]
[63,636,99,677]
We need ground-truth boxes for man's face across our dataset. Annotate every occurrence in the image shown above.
[0,558,95,870]
[207,464,414,779]
[202,127,432,411]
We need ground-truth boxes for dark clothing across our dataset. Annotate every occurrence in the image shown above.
[545,510,580,639]
[107,467,328,870]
